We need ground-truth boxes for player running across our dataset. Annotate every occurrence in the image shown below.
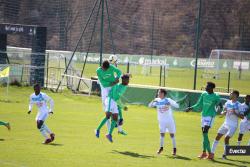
[210,90,243,160]
[186,82,221,159]
[96,60,122,132]
[237,95,250,146]
[0,121,10,131]
[95,74,130,142]
[28,84,55,144]
[148,89,179,156]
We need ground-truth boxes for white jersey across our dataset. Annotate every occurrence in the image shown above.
[223,100,241,127]
[149,97,179,121]
[240,103,250,123]
[29,92,54,113]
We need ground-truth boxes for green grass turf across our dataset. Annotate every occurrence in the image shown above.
[0,86,249,167]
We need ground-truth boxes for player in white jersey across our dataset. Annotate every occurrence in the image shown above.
[237,95,250,146]
[28,84,55,144]
[210,90,244,160]
[148,89,179,156]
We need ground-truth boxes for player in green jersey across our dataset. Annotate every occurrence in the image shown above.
[95,74,130,142]
[186,82,221,159]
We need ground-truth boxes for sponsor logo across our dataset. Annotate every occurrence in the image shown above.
[190,59,215,68]
[226,146,250,156]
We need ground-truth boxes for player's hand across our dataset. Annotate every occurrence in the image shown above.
[185,107,192,112]
[49,111,53,115]
[27,110,31,114]
[124,106,128,111]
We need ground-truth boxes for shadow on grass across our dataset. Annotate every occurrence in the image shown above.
[0,139,5,141]
[226,158,250,165]
[212,159,248,167]
[0,99,20,103]
[112,150,154,159]
[48,143,64,146]
[166,155,192,161]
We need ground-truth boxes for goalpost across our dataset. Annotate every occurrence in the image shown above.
[203,49,250,80]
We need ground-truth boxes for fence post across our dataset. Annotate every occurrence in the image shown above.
[127,62,130,73]
[159,65,162,86]
[227,72,231,93]
[163,65,166,87]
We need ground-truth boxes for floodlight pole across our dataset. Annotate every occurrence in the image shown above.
[193,0,202,90]
[99,0,105,66]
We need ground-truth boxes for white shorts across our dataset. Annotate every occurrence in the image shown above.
[239,121,250,134]
[100,85,111,109]
[159,118,176,134]
[36,112,48,121]
[201,116,215,128]
[218,123,237,137]
[105,97,118,114]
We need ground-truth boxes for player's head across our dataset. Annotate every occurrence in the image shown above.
[245,95,250,104]
[205,82,216,94]
[158,89,167,99]
[101,60,110,71]
[230,90,240,101]
[121,74,130,85]
[33,83,41,95]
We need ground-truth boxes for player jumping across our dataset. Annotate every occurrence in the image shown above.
[186,82,221,159]
[210,90,243,160]
[149,89,179,156]
[28,84,55,144]
[95,74,130,142]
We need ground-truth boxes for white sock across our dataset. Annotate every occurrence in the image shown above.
[224,144,229,155]
[160,136,164,147]
[43,124,52,134]
[39,125,48,139]
[171,136,176,148]
[118,126,122,132]
[106,119,111,132]
[237,141,241,146]
[211,140,219,153]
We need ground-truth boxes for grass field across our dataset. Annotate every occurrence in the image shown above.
[0,86,249,167]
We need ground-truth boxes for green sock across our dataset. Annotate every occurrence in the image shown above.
[202,133,206,152]
[118,106,123,120]
[0,121,7,126]
[203,133,211,153]
[97,117,108,130]
[109,119,117,135]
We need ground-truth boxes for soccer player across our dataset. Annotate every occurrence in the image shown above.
[0,121,10,130]
[186,82,221,159]
[148,89,179,156]
[210,90,243,160]
[95,74,130,142]
[96,60,122,131]
[237,95,250,146]
[28,84,55,144]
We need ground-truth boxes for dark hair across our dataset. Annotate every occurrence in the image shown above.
[102,60,110,69]
[232,90,240,97]
[121,73,130,80]
[159,89,167,96]
[33,83,40,89]
[207,82,216,89]
[245,95,250,99]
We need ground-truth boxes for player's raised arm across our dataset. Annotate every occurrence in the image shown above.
[148,99,157,108]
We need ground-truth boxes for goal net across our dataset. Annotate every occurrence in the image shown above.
[203,49,250,80]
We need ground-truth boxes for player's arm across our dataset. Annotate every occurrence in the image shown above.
[44,94,54,114]
[168,98,179,109]
[148,99,157,108]
[112,65,122,80]
[96,69,106,86]
[220,102,228,115]
[186,93,203,112]
[28,95,33,114]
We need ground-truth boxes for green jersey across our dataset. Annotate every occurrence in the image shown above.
[192,92,220,117]
[108,83,127,102]
[96,65,122,88]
